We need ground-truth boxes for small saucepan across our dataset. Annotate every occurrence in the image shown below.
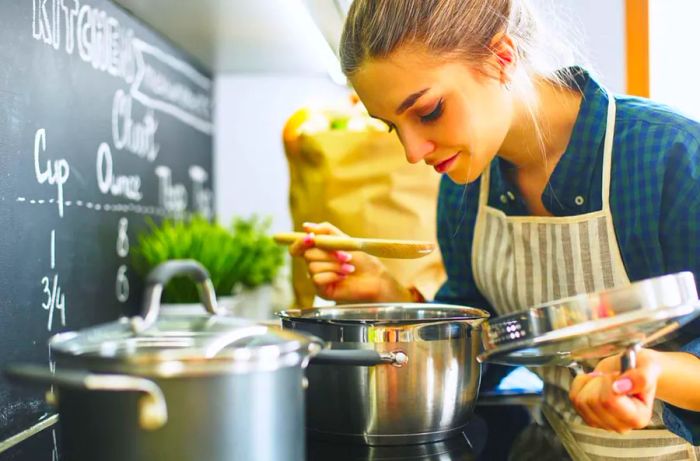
[279,303,490,445]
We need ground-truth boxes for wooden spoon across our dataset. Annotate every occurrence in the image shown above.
[273,232,435,259]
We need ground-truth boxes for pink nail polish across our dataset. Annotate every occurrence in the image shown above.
[612,378,633,394]
[335,251,352,263]
[303,233,315,246]
[340,263,355,274]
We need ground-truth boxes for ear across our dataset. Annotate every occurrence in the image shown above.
[489,32,516,85]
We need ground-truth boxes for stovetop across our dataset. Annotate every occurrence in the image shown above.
[305,417,486,461]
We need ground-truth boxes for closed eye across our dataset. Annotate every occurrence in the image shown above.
[420,99,444,123]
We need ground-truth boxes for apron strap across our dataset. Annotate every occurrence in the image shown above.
[477,161,491,208]
[601,92,616,213]
[478,93,616,214]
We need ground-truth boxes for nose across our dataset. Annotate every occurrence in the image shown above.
[401,131,436,164]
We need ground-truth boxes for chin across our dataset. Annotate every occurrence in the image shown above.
[446,163,486,185]
[446,151,494,184]
[445,171,469,184]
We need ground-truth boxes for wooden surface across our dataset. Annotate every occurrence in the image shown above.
[274,232,435,259]
[626,0,650,97]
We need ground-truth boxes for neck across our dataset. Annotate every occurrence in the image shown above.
[498,77,582,176]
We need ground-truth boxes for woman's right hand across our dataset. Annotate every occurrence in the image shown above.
[289,222,413,303]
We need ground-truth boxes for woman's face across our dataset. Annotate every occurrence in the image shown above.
[351,45,513,184]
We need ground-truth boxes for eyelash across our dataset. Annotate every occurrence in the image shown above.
[382,98,443,133]
[420,99,444,123]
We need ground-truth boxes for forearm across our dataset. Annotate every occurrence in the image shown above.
[653,349,700,411]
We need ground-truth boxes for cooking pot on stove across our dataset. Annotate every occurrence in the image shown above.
[7,260,320,461]
[278,303,490,445]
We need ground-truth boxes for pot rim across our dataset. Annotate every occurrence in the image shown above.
[48,318,323,376]
[276,303,490,326]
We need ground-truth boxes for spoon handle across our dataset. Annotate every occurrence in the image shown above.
[273,232,362,251]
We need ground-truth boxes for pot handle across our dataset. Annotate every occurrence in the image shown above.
[620,343,640,372]
[310,349,409,367]
[5,364,168,431]
[134,259,222,333]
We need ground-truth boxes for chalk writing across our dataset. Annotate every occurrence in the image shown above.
[96,142,143,201]
[34,129,70,218]
[112,89,159,161]
[41,230,66,331]
[155,165,187,214]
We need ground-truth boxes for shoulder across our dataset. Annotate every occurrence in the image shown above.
[614,95,700,155]
[611,96,700,195]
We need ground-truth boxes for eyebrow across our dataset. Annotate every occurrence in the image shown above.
[396,88,430,115]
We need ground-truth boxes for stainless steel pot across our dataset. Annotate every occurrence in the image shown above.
[278,303,490,445]
[7,260,320,461]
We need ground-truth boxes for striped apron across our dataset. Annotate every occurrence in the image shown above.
[472,94,700,460]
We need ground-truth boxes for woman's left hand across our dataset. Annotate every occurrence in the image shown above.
[569,349,662,433]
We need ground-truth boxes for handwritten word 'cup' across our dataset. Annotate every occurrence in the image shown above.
[34,129,70,217]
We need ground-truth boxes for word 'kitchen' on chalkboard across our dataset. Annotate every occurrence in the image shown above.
[0,0,214,456]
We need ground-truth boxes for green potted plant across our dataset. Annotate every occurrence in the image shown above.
[132,215,286,319]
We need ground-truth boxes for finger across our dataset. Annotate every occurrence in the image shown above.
[303,248,341,262]
[597,379,650,432]
[289,232,315,256]
[573,376,631,432]
[590,394,632,433]
[574,398,607,430]
[308,261,356,276]
[311,271,347,287]
[614,367,658,402]
[571,376,608,429]
[303,221,347,236]
[570,371,602,401]
[594,354,623,373]
[319,281,354,301]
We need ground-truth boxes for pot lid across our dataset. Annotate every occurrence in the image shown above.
[50,313,318,374]
[49,260,320,376]
[277,303,490,325]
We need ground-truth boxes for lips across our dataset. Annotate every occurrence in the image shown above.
[433,153,459,174]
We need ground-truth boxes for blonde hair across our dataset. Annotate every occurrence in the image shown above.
[340,0,583,105]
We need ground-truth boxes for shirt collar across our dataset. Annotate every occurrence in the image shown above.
[491,67,611,215]
[542,67,610,214]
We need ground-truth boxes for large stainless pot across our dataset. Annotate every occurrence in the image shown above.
[278,303,490,445]
[7,260,320,461]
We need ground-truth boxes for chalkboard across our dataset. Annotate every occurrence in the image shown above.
[0,0,213,457]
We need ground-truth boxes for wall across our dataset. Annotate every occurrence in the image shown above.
[531,0,625,93]
[214,75,348,231]
[214,1,627,230]
[649,0,700,119]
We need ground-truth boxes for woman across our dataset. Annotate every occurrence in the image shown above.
[290,0,700,459]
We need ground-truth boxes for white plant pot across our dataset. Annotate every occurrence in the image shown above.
[160,285,279,322]
[226,285,277,321]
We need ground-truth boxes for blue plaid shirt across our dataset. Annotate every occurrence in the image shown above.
[434,68,700,444]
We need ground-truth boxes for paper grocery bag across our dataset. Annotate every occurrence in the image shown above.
[285,129,446,308]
